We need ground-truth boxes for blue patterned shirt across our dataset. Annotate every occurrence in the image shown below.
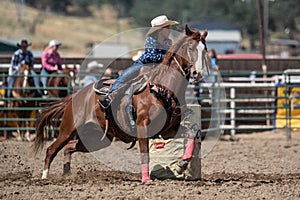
[137,36,172,64]
[11,49,34,71]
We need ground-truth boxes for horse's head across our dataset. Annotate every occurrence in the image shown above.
[19,64,30,75]
[12,64,34,98]
[163,25,208,83]
[184,25,209,83]
[62,64,77,88]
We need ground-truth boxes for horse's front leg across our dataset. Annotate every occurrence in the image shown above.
[137,125,150,183]
[176,126,200,174]
[138,137,150,183]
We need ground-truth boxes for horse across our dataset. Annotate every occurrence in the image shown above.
[47,65,77,98]
[11,64,37,141]
[34,25,208,182]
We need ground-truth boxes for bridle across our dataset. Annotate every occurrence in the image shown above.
[173,57,188,78]
[172,40,198,80]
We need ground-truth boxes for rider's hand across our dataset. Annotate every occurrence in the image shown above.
[53,65,58,71]
[12,65,19,71]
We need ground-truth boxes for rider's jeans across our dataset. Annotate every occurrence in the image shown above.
[40,68,53,89]
[107,62,143,94]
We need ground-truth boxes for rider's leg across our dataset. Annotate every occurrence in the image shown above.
[6,70,18,97]
[30,70,42,96]
[100,63,143,107]
[107,63,143,94]
[40,68,49,95]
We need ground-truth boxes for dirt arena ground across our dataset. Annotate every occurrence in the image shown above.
[0,130,300,199]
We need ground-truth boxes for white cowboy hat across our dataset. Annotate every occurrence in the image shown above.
[49,39,61,47]
[147,15,179,35]
[86,61,104,72]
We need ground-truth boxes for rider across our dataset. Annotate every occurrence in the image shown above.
[40,39,62,96]
[101,15,179,107]
[7,39,42,97]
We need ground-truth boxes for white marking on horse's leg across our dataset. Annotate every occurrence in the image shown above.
[25,131,31,142]
[16,128,22,141]
[42,169,49,179]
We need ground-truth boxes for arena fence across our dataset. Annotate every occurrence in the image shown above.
[189,70,300,142]
[0,73,72,139]
[1,69,299,142]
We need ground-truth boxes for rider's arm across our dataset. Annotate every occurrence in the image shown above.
[55,53,62,70]
[28,51,34,69]
[11,50,20,70]
[138,37,165,64]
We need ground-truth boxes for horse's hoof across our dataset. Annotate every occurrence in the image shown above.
[176,160,189,175]
[142,176,151,183]
[142,178,152,183]
[42,169,49,179]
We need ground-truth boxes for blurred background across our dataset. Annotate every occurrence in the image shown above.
[0,0,299,57]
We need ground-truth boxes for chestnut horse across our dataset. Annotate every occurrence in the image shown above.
[11,64,36,141]
[47,65,77,97]
[34,25,208,182]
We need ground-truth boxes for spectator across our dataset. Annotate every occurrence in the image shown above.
[7,39,42,97]
[80,61,104,87]
[40,39,62,95]
[193,49,219,105]
[208,48,219,83]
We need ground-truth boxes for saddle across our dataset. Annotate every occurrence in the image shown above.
[93,78,115,95]
[93,75,148,100]
[93,75,148,133]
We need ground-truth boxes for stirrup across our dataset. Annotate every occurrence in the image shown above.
[98,95,111,110]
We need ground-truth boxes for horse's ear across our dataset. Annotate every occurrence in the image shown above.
[201,29,208,39]
[185,24,193,36]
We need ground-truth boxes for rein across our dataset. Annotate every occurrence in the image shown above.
[173,57,187,78]
[172,46,194,79]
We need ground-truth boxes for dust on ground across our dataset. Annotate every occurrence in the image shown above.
[0,130,299,199]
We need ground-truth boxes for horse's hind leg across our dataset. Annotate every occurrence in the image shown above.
[42,128,76,179]
[63,132,114,175]
[63,139,88,175]
[24,121,31,142]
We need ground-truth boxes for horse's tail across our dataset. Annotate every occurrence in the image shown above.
[33,95,73,155]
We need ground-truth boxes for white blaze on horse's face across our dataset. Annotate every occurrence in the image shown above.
[24,69,29,78]
[23,69,29,89]
[195,42,211,77]
[69,71,75,88]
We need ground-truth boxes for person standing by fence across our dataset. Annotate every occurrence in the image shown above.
[80,61,104,87]
[7,39,42,97]
[208,48,219,83]
[40,39,62,96]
